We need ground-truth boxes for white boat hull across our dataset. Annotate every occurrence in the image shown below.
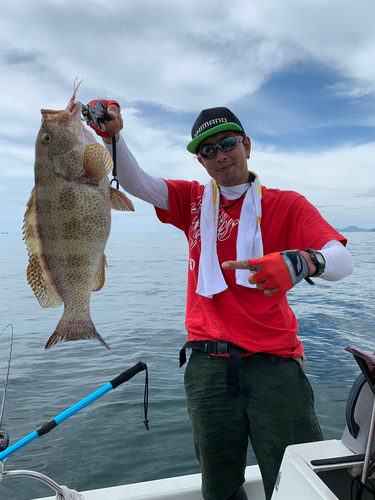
[31,465,264,500]
[30,439,363,500]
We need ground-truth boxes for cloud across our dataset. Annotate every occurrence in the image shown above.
[1,0,375,232]
[3,0,375,113]
[251,140,375,193]
[0,143,35,177]
[354,188,375,198]
[229,0,375,90]
[324,82,374,100]
[250,140,375,227]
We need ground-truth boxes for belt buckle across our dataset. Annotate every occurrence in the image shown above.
[216,341,228,355]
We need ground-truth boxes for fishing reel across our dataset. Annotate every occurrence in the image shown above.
[0,429,9,452]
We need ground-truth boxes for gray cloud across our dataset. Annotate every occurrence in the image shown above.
[354,188,375,198]
[3,48,40,66]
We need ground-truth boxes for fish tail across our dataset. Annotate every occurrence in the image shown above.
[45,316,110,350]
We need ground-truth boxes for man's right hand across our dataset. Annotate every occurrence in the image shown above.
[88,101,123,143]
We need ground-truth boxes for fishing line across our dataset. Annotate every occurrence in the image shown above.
[111,135,119,189]
[0,324,13,452]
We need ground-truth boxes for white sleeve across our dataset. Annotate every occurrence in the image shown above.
[104,135,170,210]
[319,240,353,281]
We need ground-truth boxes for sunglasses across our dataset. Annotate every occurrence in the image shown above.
[198,135,244,159]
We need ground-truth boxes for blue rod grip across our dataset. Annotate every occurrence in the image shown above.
[0,385,113,462]
[54,383,112,425]
[0,363,145,463]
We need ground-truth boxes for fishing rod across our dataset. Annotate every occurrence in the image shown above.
[0,361,149,463]
[0,324,13,452]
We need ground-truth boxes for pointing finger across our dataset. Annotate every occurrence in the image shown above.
[222,260,251,270]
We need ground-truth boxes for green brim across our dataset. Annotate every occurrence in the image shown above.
[186,123,243,154]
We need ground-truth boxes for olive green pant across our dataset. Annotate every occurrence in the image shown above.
[184,351,323,500]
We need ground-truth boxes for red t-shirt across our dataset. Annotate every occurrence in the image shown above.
[155,180,347,358]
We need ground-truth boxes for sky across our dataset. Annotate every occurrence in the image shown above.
[1,0,375,233]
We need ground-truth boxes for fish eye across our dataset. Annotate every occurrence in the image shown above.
[41,133,52,144]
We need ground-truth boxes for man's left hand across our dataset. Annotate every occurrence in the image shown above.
[222,250,313,296]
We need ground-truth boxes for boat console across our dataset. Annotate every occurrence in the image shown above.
[272,347,375,500]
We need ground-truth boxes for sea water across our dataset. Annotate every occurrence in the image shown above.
[0,232,374,500]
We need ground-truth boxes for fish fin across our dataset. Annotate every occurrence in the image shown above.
[92,254,108,292]
[83,143,113,180]
[23,187,63,308]
[45,316,110,349]
[110,187,135,211]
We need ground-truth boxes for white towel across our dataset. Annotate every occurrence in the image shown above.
[55,485,84,500]
[196,172,263,298]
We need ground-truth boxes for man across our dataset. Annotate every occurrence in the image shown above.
[90,103,353,500]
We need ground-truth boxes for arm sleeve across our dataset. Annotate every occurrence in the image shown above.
[104,135,170,210]
[319,240,353,281]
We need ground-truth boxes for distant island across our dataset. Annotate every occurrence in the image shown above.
[336,226,375,232]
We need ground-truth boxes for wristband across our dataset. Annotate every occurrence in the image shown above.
[303,249,326,277]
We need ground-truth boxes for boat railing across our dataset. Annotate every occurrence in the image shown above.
[0,460,63,496]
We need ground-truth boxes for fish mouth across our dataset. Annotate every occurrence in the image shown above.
[41,109,70,122]
[40,79,84,129]
[41,108,59,114]
[39,82,95,142]
[40,104,82,135]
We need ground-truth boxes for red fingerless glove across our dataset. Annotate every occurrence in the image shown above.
[88,99,120,138]
[248,250,311,296]
[248,253,293,296]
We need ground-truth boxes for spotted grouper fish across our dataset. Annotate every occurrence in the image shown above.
[23,82,134,349]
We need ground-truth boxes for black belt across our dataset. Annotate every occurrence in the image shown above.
[179,341,248,399]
